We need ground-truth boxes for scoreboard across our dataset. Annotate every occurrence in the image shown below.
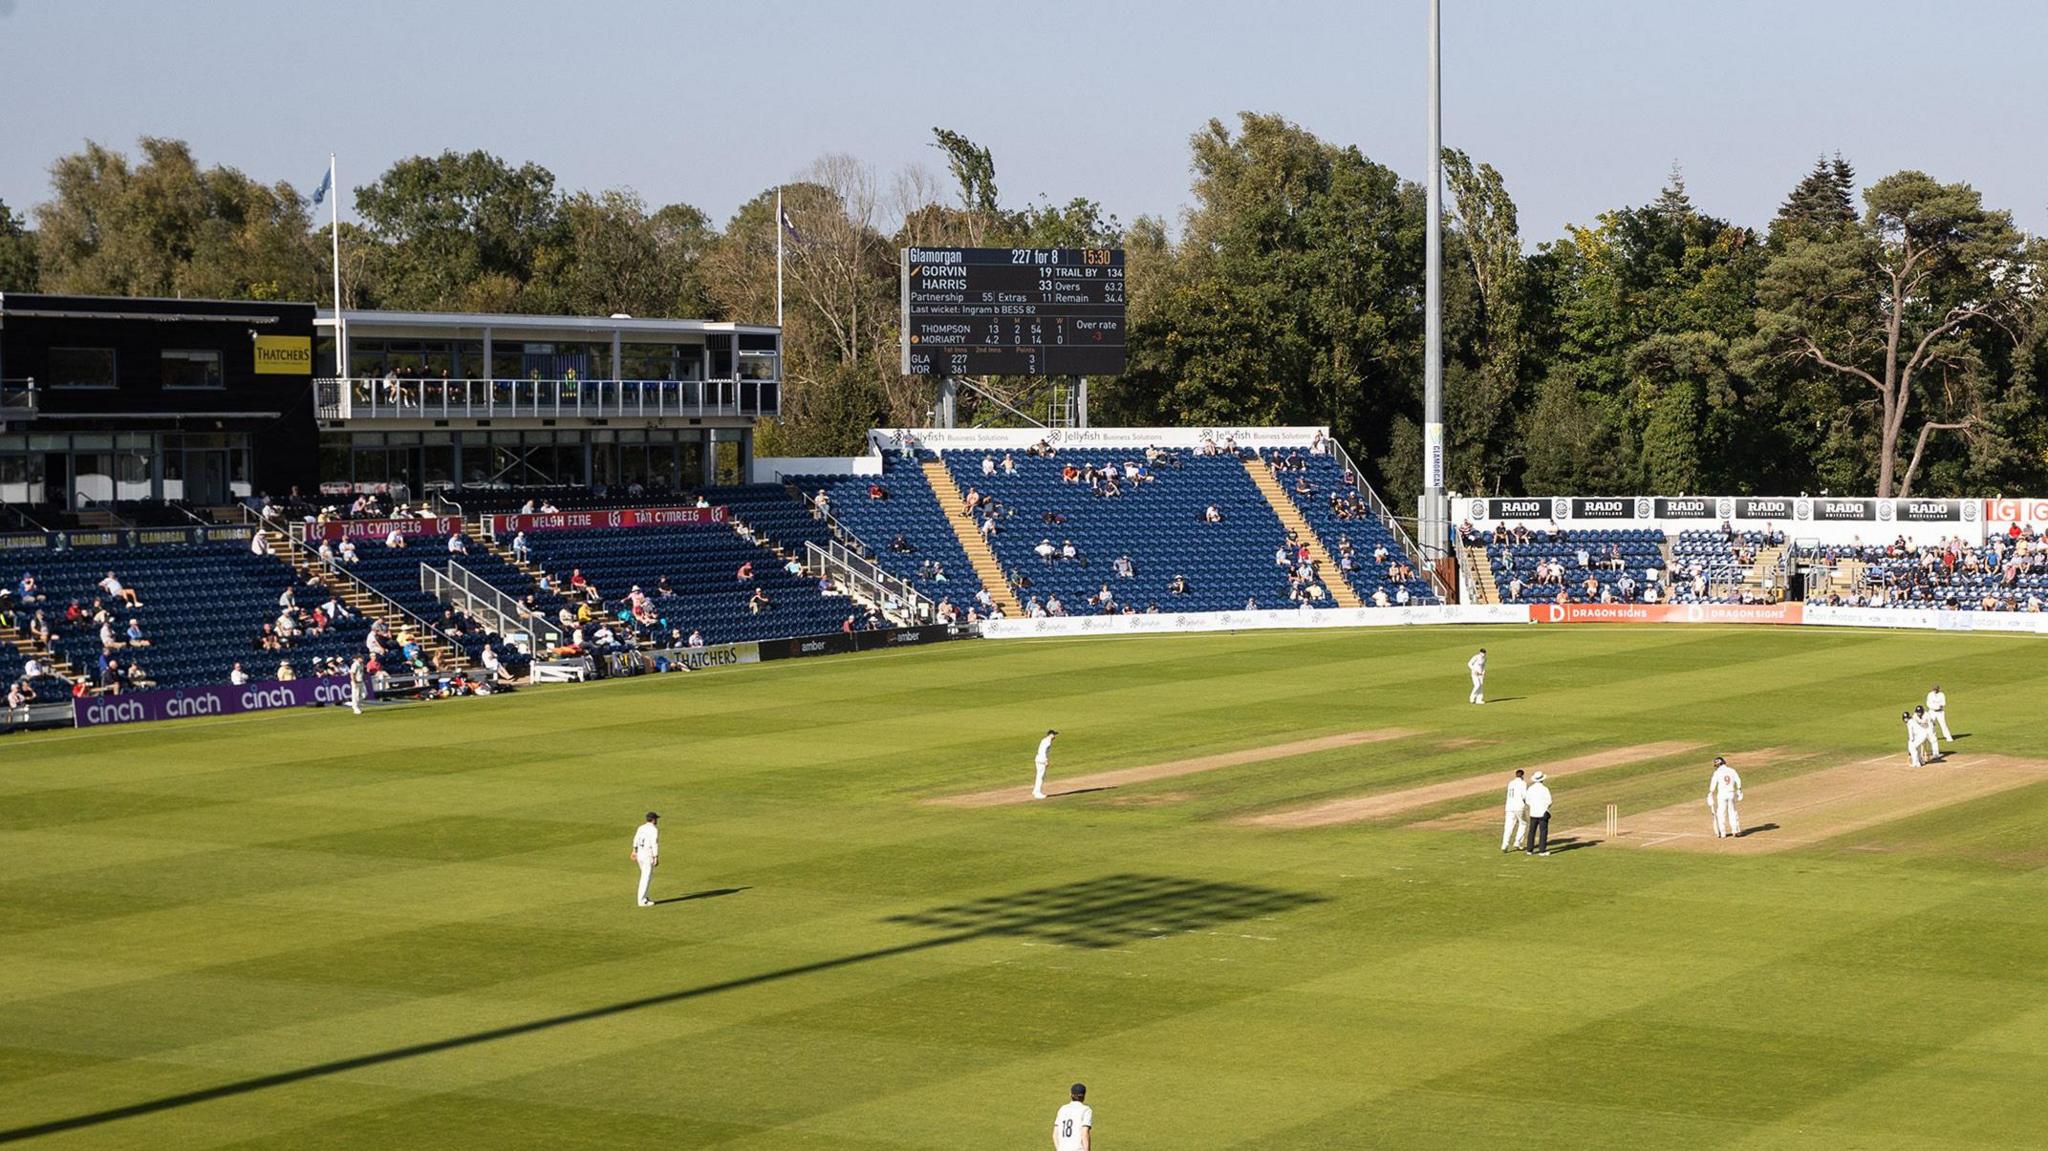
[900,246,1125,377]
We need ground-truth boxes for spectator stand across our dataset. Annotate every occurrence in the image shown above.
[253,510,471,670]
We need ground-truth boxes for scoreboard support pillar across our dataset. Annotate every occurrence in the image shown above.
[1074,376,1088,429]
[936,376,958,429]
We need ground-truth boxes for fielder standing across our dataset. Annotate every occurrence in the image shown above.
[1467,648,1488,705]
[1053,1082,1093,1151]
[1523,771,1552,856]
[630,811,660,906]
[1925,684,1953,741]
[347,655,366,716]
[1032,729,1059,800]
[1707,755,1743,839]
[1501,768,1529,853]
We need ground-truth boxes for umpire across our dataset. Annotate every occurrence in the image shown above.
[1523,771,1553,856]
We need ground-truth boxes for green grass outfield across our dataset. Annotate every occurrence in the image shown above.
[4,624,2047,1149]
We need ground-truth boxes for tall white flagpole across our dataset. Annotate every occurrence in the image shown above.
[329,153,347,379]
[1422,0,1446,564]
[775,185,784,329]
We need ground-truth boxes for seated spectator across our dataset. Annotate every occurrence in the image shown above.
[1115,554,1135,579]
[981,453,996,476]
[889,532,915,553]
[736,560,755,582]
[1395,585,1412,606]
[98,571,143,607]
[17,573,41,604]
[1036,538,1057,565]
[748,586,773,615]
[277,659,296,682]
[687,628,706,649]
[448,533,468,555]
[1001,453,1017,475]
[511,530,531,563]
[655,575,676,598]
[251,532,274,557]
[338,538,360,563]
[1204,504,1224,524]
[1167,573,1190,596]
[1061,539,1080,563]
[385,528,409,549]
[783,556,804,578]
[867,482,889,501]
[124,618,150,647]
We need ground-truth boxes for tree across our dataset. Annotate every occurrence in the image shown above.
[34,137,318,300]
[0,198,35,291]
[1441,148,1527,492]
[534,190,714,318]
[351,150,561,311]
[1755,171,2031,496]
[929,127,1000,244]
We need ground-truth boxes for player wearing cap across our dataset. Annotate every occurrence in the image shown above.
[1032,729,1059,800]
[1501,768,1529,853]
[1523,771,1552,856]
[1903,711,1927,768]
[1467,648,1487,704]
[1707,756,1743,839]
[630,811,660,906]
[1053,1082,1092,1150]
[1925,684,1953,741]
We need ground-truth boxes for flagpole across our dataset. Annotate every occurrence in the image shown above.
[329,153,347,379]
[774,185,784,330]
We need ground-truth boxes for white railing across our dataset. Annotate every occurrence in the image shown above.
[313,376,781,421]
[0,377,35,417]
[806,539,936,625]
[420,560,556,652]
[1322,437,1451,602]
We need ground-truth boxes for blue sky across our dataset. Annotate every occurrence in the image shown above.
[2,0,2043,242]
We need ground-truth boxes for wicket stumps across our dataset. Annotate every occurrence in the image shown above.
[1605,803,1619,837]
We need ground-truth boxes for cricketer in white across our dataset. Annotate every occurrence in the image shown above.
[1032,729,1059,800]
[1707,756,1743,838]
[1501,769,1529,852]
[631,812,660,906]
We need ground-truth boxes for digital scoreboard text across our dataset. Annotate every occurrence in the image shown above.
[899,246,1126,377]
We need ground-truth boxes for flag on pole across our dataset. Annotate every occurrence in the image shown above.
[311,166,333,208]
[779,205,804,246]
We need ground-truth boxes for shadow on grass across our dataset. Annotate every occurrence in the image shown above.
[1736,823,1781,839]
[1543,835,1600,854]
[653,886,749,905]
[0,873,1322,1144]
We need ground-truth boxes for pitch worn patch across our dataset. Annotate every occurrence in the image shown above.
[1408,747,1812,833]
[927,729,1419,808]
[1598,753,2048,853]
[1238,741,1705,829]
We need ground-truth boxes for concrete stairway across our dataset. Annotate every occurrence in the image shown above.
[1742,543,1789,601]
[1242,460,1362,607]
[0,624,84,688]
[921,460,1023,616]
[1460,542,1501,604]
[262,527,470,669]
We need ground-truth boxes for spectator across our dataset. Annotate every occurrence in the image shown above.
[385,528,408,550]
[125,618,150,647]
[748,587,773,615]
[1204,504,1224,524]
[277,659,296,682]
[1061,539,1079,563]
[656,575,676,598]
[17,573,41,604]
[251,532,274,557]
[512,530,530,563]
[448,533,468,555]
[1168,574,1190,596]
[981,453,996,476]
[687,629,705,649]
[98,571,143,607]
[338,538,360,564]
[736,560,755,582]
[867,482,889,501]
[889,532,914,553]
[1001,452,1017,475]
[1036,538,1057,565]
